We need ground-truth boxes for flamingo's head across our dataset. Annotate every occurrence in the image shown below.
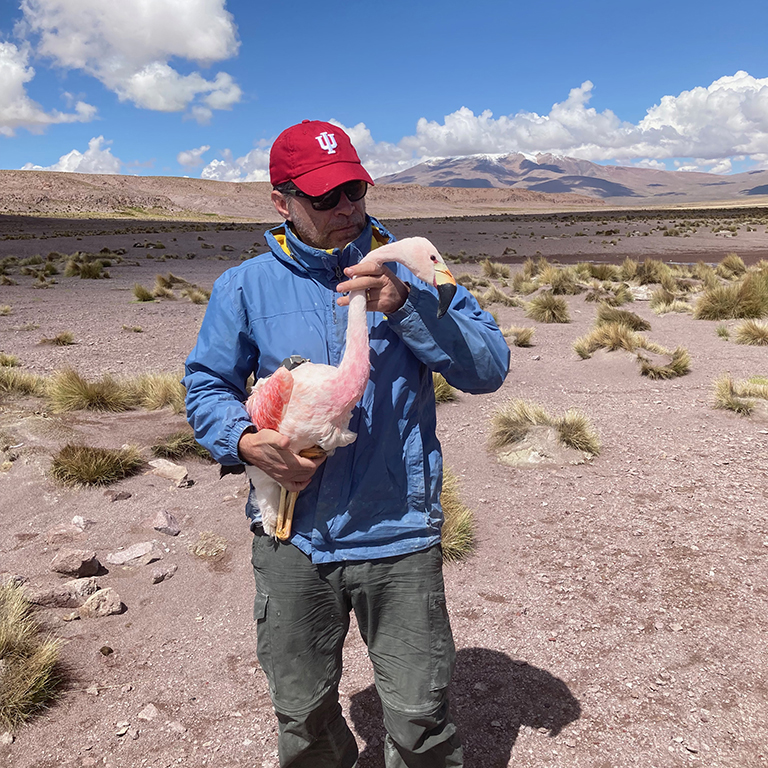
[373,237,457,318]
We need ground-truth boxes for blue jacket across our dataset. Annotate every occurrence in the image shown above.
[183,216,510,563]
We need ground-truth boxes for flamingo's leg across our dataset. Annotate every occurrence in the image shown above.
[274,446,326,541]
[276,491,299,541]
[275,486,288,538]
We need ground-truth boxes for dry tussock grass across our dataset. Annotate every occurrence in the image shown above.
[574,322,640,359]
[46,369,185,414]
[716,252,747,279]
[595,304,651,331]
[47,369,134,412]
[440,467,474,562]
[501,326,535,347]
[0,582,64,730]
[432,373,457,403]
[733,319,768,345]
[151,429,212,461]
[129,373,186,413]
[525,292,570,323]
[132,283,155,302]
[637,347,691,380]
[481,285,519,307]
[712,374,768,416]
[0,367,46,397]
[480,259,511,280]
[39,331,75,346]
[694,270,768,320]
[489,399,600,456]
[0,353,20,367]
[50,443,144,486]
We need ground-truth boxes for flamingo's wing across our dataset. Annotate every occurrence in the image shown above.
[244,366,294,431]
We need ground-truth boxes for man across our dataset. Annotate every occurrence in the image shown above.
[184,120,510,767]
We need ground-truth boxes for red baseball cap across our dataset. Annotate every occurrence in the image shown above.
[269,120,374,196]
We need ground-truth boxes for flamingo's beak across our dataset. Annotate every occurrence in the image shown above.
[434,263,457,318]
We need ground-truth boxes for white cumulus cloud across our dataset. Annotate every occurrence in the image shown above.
[21,135,121,173]
[177,144,211,168]
[201,145,271,182]
[19,0,241,116]
[0,40,95,136]
[200,71,768,181]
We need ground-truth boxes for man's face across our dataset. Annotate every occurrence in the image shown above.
[271,185,366,251]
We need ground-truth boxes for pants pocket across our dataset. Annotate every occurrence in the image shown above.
[428,592,455,692]
[253,591,274,687]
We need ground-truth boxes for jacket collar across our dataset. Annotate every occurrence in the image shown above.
[264,215,394,287]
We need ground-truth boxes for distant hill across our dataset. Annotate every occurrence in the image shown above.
[376,153,768,205]
[0,170,601,220]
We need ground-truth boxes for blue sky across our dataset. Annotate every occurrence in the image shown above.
[1,0,768,180]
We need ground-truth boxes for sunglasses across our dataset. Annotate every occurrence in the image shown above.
[283,180,368,211]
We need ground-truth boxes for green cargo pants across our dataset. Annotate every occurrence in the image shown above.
[251,534,464,768]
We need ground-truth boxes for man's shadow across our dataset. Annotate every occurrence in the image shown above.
[349,647,581,767]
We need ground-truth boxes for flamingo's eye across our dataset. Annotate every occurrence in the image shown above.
[430,255,437,262]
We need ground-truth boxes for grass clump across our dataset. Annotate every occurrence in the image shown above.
[595,303,650,331]
[47,369,133,413]
[0,582,64,730]
[525,292,570,324]
[694,271,768,320]
[733,319,768,345]
[433,373,457,403]
[128,373,185,413]
[180,286,210,304]
[636,258,671,285]
[482,285,519,307]
[501,326,535,347]
[587,263,620,281]
[51,444,144,486]
[637,347,691,379]
[574,322,639,359]
[539,265,582,295]
[510,271,538,295]
[0,368,46,397]
[489,399,550,450]
[556,410,602,455]
[716,252,747,279]
[712,374,768,416]
[0,305,11,316]
[46,370,185,414]
[619,257,639,281]
[480,259,511,280]
[716,324,730,340]
[440,468,474,562]
[0,353,20,367]
[489,399,600,456]
[151,429,212,461]
[132,283,155,302]
[650,288,693,315]
[39,331,75,346]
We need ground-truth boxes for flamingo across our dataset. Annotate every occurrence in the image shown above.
[243,236,457,539]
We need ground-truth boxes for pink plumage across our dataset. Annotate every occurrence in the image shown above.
[242,237,456,538]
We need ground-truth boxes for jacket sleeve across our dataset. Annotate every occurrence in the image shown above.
[385,275,510,394]
[182,273,259,465]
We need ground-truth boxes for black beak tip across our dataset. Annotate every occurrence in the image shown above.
[437,283,457,318]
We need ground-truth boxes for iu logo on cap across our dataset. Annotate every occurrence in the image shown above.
[315,132,337,154]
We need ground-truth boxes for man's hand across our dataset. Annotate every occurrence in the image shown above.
[238,428,326,492]
[336,262,409,314]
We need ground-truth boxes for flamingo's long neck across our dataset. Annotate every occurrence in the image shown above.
[335,287,370,410]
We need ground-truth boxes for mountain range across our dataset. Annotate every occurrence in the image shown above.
[376,153,768,205]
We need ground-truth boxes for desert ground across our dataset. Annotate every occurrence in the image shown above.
[1,206,768,768]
